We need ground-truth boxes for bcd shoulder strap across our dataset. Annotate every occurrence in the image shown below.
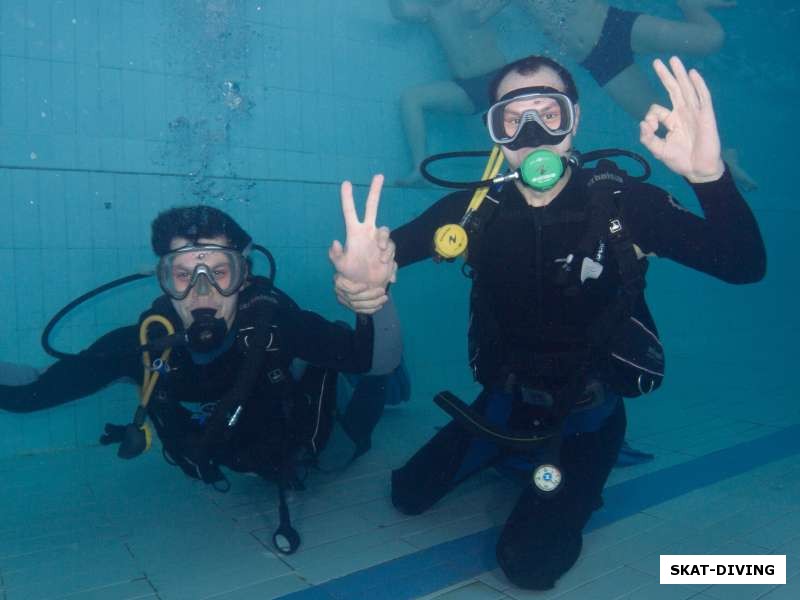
[583,159,648,346]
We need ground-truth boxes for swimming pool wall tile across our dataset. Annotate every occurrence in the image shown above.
[51,61,77,134]
[0,0,27,58]
[24,58,51,136]
[0,56,27,132]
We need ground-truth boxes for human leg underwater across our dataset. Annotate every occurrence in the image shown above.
[496,400,627,589]
[397,80,479,187]
[392,390,508,514]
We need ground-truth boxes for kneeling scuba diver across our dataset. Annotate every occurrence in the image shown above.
[41,240,338,555]
[418,85,664,494]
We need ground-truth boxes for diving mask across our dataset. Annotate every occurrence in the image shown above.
[157,244,248,300]
[486,86,576,150]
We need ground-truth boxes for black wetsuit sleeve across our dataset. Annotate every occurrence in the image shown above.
[627,166,766,283]
[0,326,142,413]
[391,191,472,267]
[279,309,374,374]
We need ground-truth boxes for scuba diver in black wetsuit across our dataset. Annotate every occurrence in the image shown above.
[0,202,401,555]
[330,54,765,590]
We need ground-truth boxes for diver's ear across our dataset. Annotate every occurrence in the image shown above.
[573,103,580,136]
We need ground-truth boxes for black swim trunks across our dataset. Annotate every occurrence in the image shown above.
[580,6,641,87]
[455,67,503,113]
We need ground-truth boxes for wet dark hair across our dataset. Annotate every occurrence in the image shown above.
[151,205,252,256]
[488,55,579,104]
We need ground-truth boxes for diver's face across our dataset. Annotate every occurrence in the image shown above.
[494,67,580,170]
[168,235,240,330]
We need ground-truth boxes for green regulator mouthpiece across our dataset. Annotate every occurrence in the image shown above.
[519,149,565,191]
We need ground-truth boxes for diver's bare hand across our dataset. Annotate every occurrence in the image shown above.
[640,56,725,183]
[333,273,392,315]
[329,174,397,312]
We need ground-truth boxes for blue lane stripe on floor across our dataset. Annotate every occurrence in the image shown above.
[278,425,800,600]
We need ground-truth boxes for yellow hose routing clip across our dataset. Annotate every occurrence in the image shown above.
[433,145,505,260]
[140,315,175,407]
[115,315,176,459]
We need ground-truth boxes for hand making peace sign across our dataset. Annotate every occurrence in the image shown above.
[328,175,397,314]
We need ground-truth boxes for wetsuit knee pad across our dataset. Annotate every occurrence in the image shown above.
[496,526,582,590]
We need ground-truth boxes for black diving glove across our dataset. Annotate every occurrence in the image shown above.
[99,422,150,459]
[99,423,126,445]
